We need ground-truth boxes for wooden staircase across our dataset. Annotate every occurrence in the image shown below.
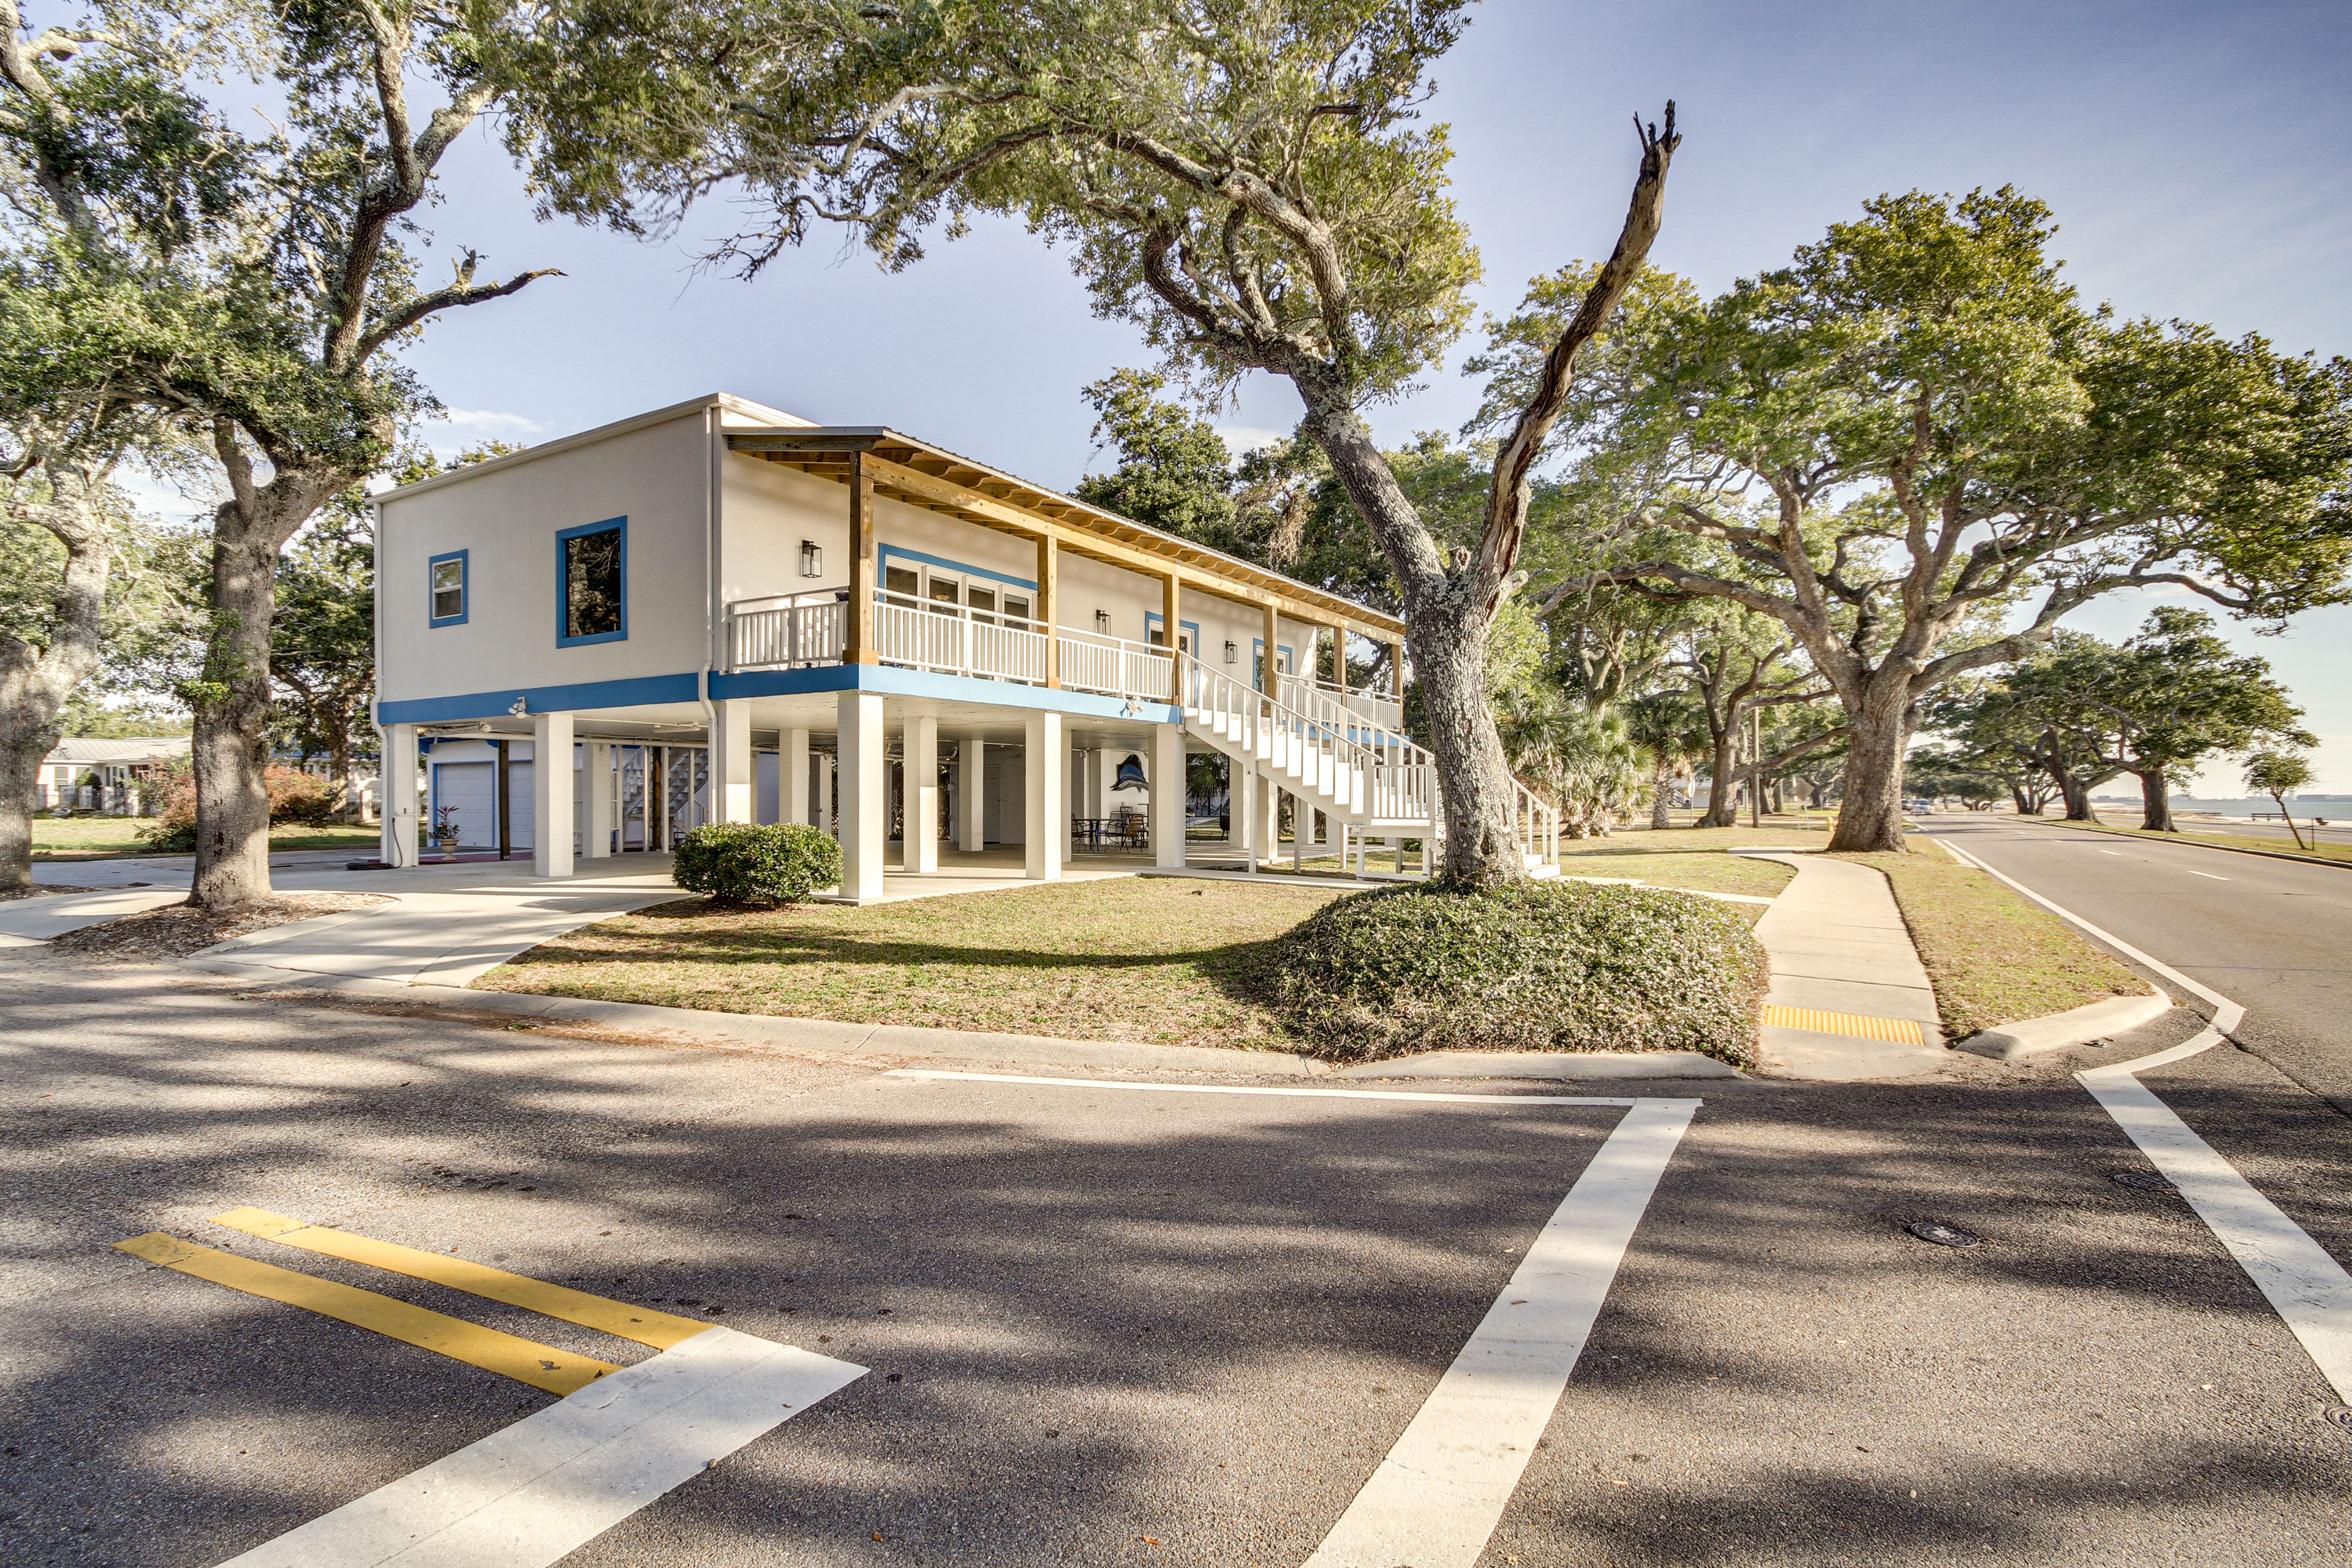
[1174,654,1559,877]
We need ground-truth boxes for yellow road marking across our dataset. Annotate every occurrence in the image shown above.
[209,1207,710,1350]
[111,1232,621,1395]
[1762,1005,1929,1045]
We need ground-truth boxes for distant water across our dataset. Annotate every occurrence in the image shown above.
[2089,795,2352,818]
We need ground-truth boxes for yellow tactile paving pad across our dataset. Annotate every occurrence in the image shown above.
[1762,1005,1929,1045]
[210,1207,710,1349]
[112,1232,621,1395]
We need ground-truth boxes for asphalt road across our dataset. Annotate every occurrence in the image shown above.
[6,953,2348,1567]
[1922,811,2352,1116]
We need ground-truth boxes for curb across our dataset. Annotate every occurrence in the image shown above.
[1332,1049,1743,1082]
[2029,815,2350,872]
[164,957,1760,1087]
[173,957,1334,1078]
[1953,989,2174,1061]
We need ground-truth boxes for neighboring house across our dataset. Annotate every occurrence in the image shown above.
[374,392,1559,899]
[39,736,190,814]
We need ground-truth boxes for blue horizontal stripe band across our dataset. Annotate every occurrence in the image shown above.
[377,672,699,725]
[383,665,1179,725]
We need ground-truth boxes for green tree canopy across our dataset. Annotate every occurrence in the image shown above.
[1558,187,2352,851]
[504,0,1685,884]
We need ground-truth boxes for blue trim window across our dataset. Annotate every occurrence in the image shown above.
[1144,612,1200,654]
[878,543,1036,591]
[557,518,628,647]
[428,549,469,627]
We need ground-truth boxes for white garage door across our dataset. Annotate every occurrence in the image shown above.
[432,762,495,850]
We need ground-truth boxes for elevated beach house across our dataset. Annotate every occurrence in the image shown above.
[374,393,1559,899]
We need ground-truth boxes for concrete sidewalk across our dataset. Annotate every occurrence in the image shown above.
[204,859,688,986]
[1738,851,1948,1080]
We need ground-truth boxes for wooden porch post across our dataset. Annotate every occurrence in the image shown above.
[1163,573,1183,702]
[844,452,877,665]
[1387,637,1407,698]
[1038,533,1061,689]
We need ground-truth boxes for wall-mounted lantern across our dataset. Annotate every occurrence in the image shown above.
[1223,640,1238,664]
[1095,609,1112,634]
[799,540,823,578]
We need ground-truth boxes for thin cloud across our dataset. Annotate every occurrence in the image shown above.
[429,409,550,437]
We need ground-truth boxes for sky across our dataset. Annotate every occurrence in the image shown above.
[213,1,2352,790]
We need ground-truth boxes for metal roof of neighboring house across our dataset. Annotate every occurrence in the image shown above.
[45,737,192,766]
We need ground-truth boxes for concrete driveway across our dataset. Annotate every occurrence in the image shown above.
[2,858,687,986]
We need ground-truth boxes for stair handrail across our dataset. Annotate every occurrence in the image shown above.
[1179,652,1384,781]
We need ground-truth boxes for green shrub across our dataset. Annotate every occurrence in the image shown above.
[134,763,337,851]
[671,822,843,906]
[1262,880,1766,1065]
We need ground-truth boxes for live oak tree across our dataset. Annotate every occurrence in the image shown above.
[2095,608,2310,832]
[1562,187,2352,851]
[0,400,178,888]
[2244,750,2317,852]
[511,0,1681,885]
[271,491,377,816]
[0,1,596,908]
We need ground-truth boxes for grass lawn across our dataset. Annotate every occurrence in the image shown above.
[478,876,1346,1050]
[31,816,380,859]
[1833,845,2148,1038]
[1554,825,1820,900]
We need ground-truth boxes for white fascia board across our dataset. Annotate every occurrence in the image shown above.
[377,393,814,505]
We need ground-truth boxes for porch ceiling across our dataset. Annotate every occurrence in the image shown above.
[726,426,1404,643]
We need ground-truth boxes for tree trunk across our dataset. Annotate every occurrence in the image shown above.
[1699,720,1739,829]
[2136,767,2175,832]
[1403,591,1524,883]
[1649,755,1673,830]
[0,471,116,891]
[2057,771,2094,821]
[1827,679,1912,851]
[1299,402,1524,886]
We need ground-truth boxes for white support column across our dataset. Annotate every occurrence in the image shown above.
[784,728,810,826]
[531,710,575,879]
[956,736,985,852]
[1292,790,1306,872]
[837,692,884,900]
[1238,760,1257,875]
[815,753,834,837]
[1152,724,1186,870]
[584,742,615,859]
[381,723,420,869]
[1256,771,1281,872]
[711,698,754,824]
[1024,709,1064,881]
[907,713,939,874]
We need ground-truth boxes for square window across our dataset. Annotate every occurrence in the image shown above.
[428,551,468,627]
[557,519,627,646]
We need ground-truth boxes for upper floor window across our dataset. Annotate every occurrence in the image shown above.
[557,518,627,646]
[428,550,468,627]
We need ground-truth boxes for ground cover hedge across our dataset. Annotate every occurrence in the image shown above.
[1262,880,1767,1065]
[672,822,842,905]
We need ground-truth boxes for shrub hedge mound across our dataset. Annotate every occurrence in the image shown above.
[1262,880,1766,1065]
[672,822,843,906]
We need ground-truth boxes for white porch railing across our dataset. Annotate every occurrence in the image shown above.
[874,592,1053,684]
[1057,629,1174,702]
[728,592,1169,702]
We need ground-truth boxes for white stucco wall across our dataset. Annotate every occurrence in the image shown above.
[379,409,714,704]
